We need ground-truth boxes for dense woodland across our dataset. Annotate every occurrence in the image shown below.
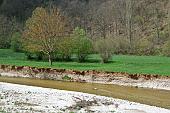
[0,0,170,64]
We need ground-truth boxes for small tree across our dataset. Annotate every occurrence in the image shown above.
[136,38,155,55]
[95,38,115,63]
[0,15,14,49]
[114,37,129,54]
[58,37,74,61]
[23,7,69,65]
[73,27,92,62]
[162,40,170,57]
[11,32,22,52]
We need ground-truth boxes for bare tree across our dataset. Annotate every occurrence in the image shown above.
[0,15,16,48]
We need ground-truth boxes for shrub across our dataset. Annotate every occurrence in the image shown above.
[95,37,115,63]
[25,52,34,60]
[113,37,129,54]
[25,51,44,60]
[62,75,72,80]
[11,32,22,52]
[136,38,155,55]
[162,40,170,56]
[73,27,93,62]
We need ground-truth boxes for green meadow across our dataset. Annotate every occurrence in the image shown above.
[0,49,170,76]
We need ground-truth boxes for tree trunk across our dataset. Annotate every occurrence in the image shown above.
[168,0,170,38]
[48,54,52,66]
[126,0,134,53]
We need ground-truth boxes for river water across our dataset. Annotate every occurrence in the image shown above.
[0,76,170,109]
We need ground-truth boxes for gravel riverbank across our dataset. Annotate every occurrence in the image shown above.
[0,82,170,113]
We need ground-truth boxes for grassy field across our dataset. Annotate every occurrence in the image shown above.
[0,49,170,76]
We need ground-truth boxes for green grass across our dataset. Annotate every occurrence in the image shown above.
[0,49,170,76]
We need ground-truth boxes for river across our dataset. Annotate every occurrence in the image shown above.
[0,76,170,109]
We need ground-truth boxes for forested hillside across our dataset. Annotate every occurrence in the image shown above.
[0,0,170,63]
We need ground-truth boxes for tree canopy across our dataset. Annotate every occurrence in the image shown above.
[23,7,69,65]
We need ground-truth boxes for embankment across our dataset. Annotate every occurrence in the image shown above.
[0,64,170,90]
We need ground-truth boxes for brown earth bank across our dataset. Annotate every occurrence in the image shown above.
[0,64,170,90]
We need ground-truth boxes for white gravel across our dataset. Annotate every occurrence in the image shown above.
[111,79,170,91]
[0,82,170,113]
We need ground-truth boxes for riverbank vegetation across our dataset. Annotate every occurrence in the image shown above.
[0,0,170,75]
[1,49,170,75]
